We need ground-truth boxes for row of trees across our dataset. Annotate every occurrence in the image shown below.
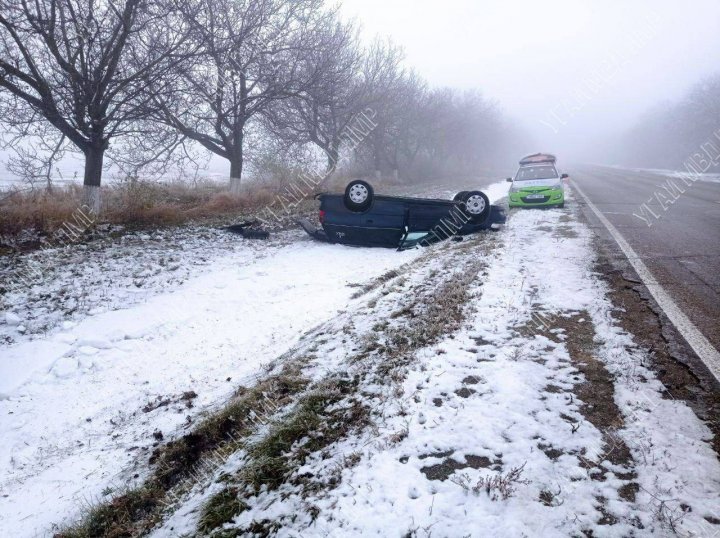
[616,74,720,170]
[0,0,518,210]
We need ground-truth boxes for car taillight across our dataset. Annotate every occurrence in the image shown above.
[319,210,325,224]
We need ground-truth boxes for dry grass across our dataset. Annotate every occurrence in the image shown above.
[0,178,303,243]
[450,463,529,500]
[371,258,486,379]
[0,173,439,248]
[0,186,85,238]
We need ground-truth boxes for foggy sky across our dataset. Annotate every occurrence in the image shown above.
[3,0,720,183]
[341,0,720,162]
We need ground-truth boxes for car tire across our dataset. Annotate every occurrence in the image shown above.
[344,180,374,212]
[558,202,565,208]
[460,190,490,223]
[453,191,468,202]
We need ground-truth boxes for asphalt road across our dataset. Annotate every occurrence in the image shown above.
[571,165,720,366]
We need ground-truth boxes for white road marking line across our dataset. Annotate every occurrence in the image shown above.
[571,179,720,382]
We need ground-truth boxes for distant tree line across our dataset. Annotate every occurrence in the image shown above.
[0,0,522,210]
[617,73,720,171]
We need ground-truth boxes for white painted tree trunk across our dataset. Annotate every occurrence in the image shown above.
[83,185,101,215]
[229,177,241,195]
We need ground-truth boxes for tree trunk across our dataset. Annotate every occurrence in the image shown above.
[228,142,243,195]
[373,133,383,181]
[83,146,104,214]
[324,145,339,178]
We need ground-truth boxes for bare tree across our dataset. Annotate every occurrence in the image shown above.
[357,39,406,181]
[0,122,70,192]
[372,70,427,180]
[264,17,368,179]
[0,0,193,211]
[352,82,508,181]
[153,0,331,194]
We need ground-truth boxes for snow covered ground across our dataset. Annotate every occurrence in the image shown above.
[0,181,506,536]
[0,226,300,347]
[0,237,422,535]
[3,181,719,537]
[295,192,720,537]
[152,189,720,537]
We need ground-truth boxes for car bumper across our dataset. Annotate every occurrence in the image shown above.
[508,190,564,207]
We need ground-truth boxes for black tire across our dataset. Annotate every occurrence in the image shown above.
[460,190,490,223]
[344,180,374,212]
[558,202,565,208]
[453,191,468,202]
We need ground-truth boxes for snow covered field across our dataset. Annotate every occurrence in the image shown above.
[0,181,505,535]
[0,236,423,535]
[1,182,719,537]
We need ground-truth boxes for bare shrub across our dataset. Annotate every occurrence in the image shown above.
[451,463,529,501]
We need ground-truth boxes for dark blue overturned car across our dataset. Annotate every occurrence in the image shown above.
[299,180,504,249]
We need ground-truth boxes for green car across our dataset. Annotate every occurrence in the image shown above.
[507,154,567,208]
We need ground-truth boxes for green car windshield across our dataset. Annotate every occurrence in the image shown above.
[515,165,558,180]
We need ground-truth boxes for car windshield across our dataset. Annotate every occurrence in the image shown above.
[399,231,434,250]
[515,165,558,180]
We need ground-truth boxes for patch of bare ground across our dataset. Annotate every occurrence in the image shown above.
[597,259,720,456]
[197,376,370,535]
[555,314,633,469]
[552,224,578,239]
[350,267,401,298]
[363,256,492,382]
[419,451,502,481]
[526,311,638,525]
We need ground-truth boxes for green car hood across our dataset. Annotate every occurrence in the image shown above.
[512,179,563,191]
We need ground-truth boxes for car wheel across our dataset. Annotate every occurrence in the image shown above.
[558,202,565,208]
[344,180,374,212]
[461,191,490,222]
[453,191,468,202]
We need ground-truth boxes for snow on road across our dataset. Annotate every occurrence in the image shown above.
[0,236,421,536]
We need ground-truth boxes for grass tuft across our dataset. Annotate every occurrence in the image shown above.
[198,487,249,533]
[198,377,369,533]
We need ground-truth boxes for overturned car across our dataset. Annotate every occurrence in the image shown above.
[299,180,504,249]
